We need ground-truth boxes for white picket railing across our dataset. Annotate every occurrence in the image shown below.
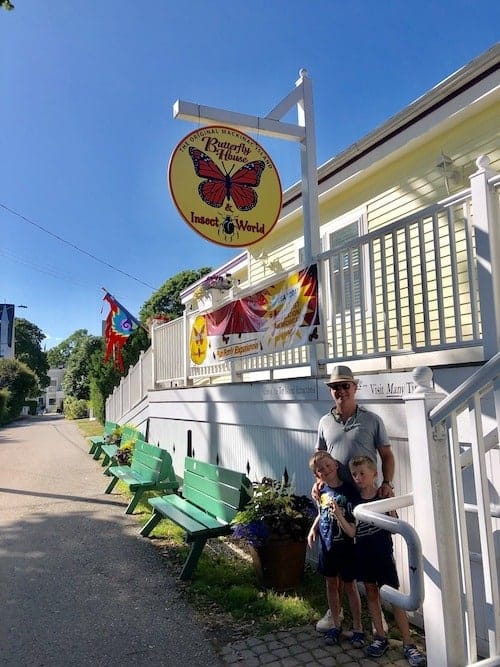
[405,359,500,666]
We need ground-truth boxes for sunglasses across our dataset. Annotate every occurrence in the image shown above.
[330,382,353,391]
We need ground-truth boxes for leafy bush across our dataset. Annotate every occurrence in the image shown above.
[0,358,38,422]
[0,388,9,425]
[232,477,316,547]
[64,396,89,419]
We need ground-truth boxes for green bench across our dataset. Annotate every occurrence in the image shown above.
[140,457,252,580]
[104,440,179,514]
[100,425,145,473]
[88,421,117,456]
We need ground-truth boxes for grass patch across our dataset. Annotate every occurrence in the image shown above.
[72,418,103,438]
[74,421,421,645]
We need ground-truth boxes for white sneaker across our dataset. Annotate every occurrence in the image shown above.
[316,608,344,632]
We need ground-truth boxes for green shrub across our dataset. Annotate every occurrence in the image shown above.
[0,358,38,422]
[0,388,9,424]
[64,395,89,419]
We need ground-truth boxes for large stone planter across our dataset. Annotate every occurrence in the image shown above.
[249,536,307,592]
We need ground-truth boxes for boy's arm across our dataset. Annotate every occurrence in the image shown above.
[331,502,356,539]
[307,514,320,548]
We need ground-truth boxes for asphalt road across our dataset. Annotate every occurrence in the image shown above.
[0,415,222,667]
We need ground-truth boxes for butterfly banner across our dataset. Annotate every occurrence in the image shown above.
[168,125,282,248]
[102,292,140,373]
[189,264,320,366]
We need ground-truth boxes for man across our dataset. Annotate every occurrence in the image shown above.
[314,365,395,634]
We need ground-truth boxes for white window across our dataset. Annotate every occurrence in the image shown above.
[322,209,369,319]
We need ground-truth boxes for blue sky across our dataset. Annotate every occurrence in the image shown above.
[1,1,499,349]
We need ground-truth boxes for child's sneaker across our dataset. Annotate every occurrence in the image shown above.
[403,644,426,666]
[365,636,389,657]
[324,626,342,646]
[350,631,365,648]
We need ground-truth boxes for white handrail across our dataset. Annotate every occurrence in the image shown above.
[353,494,424,611]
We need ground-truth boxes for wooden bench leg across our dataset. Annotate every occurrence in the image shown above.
[104,476,118,494]
[89,441,98,455]
[101,453,110,467]
[125,488,144,514]
[92,445,103,460]
[139,510,162,537]
[180,538,207,580]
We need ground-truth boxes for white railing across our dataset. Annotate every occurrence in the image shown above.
[149,189,481,386]
[106,156,499,400]
[405,359,500,666]
[106,348,152,422]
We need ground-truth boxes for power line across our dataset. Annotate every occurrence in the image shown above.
[1,202,159,291]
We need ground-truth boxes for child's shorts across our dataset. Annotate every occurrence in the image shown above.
[317,538,356,581]
[355,545,400,589]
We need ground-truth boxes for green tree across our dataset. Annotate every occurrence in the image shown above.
[139,267,211,321]
[0,358,38,422]
[14,318,50,391]
[63,335,102,399]
[47,329,89,368]
[87,268,212,421]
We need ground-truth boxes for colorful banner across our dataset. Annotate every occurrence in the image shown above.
[168,125,282,248]
[103,292,140,372]
[189,265,320,366]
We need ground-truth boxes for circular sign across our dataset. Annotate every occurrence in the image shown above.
[168,125,282,248]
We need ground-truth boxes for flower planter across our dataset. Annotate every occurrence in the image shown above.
[249,536,307,592]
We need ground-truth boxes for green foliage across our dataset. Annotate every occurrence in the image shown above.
[63,395,89,419]
[88,342,121,423]
[14,318,50,391]
[116,437,136,465]
[139,267,212,321]
[0,358,38,421]
[63,335,102,399]
[0,388,9,424]
[46,329,89,368]
[232,477,316,546]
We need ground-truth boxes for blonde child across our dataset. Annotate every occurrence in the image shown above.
[349,455,426,666]
[308,451,364,648]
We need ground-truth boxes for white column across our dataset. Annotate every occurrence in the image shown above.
[404,366,467,667]
[469,155,500,359]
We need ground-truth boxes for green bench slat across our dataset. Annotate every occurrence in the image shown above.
[152,494,229,532]
[149,496,228,536]
[141,457,251,579]
[104,440,178,513]
[101,444,118,458]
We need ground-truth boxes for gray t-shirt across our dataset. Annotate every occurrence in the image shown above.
[316,405,388,482]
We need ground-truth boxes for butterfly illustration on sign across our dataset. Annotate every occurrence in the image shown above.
[189,147,265,212]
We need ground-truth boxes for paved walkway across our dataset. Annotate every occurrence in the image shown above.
[0,416,425,666]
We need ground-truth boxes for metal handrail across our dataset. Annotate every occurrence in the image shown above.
[353,494,424,611]
[429,350,500,425]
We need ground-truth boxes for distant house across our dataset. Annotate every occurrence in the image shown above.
[42,367,65,413]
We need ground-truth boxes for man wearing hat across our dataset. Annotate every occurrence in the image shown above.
[314,365,395,634]
[316,365,395,493]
